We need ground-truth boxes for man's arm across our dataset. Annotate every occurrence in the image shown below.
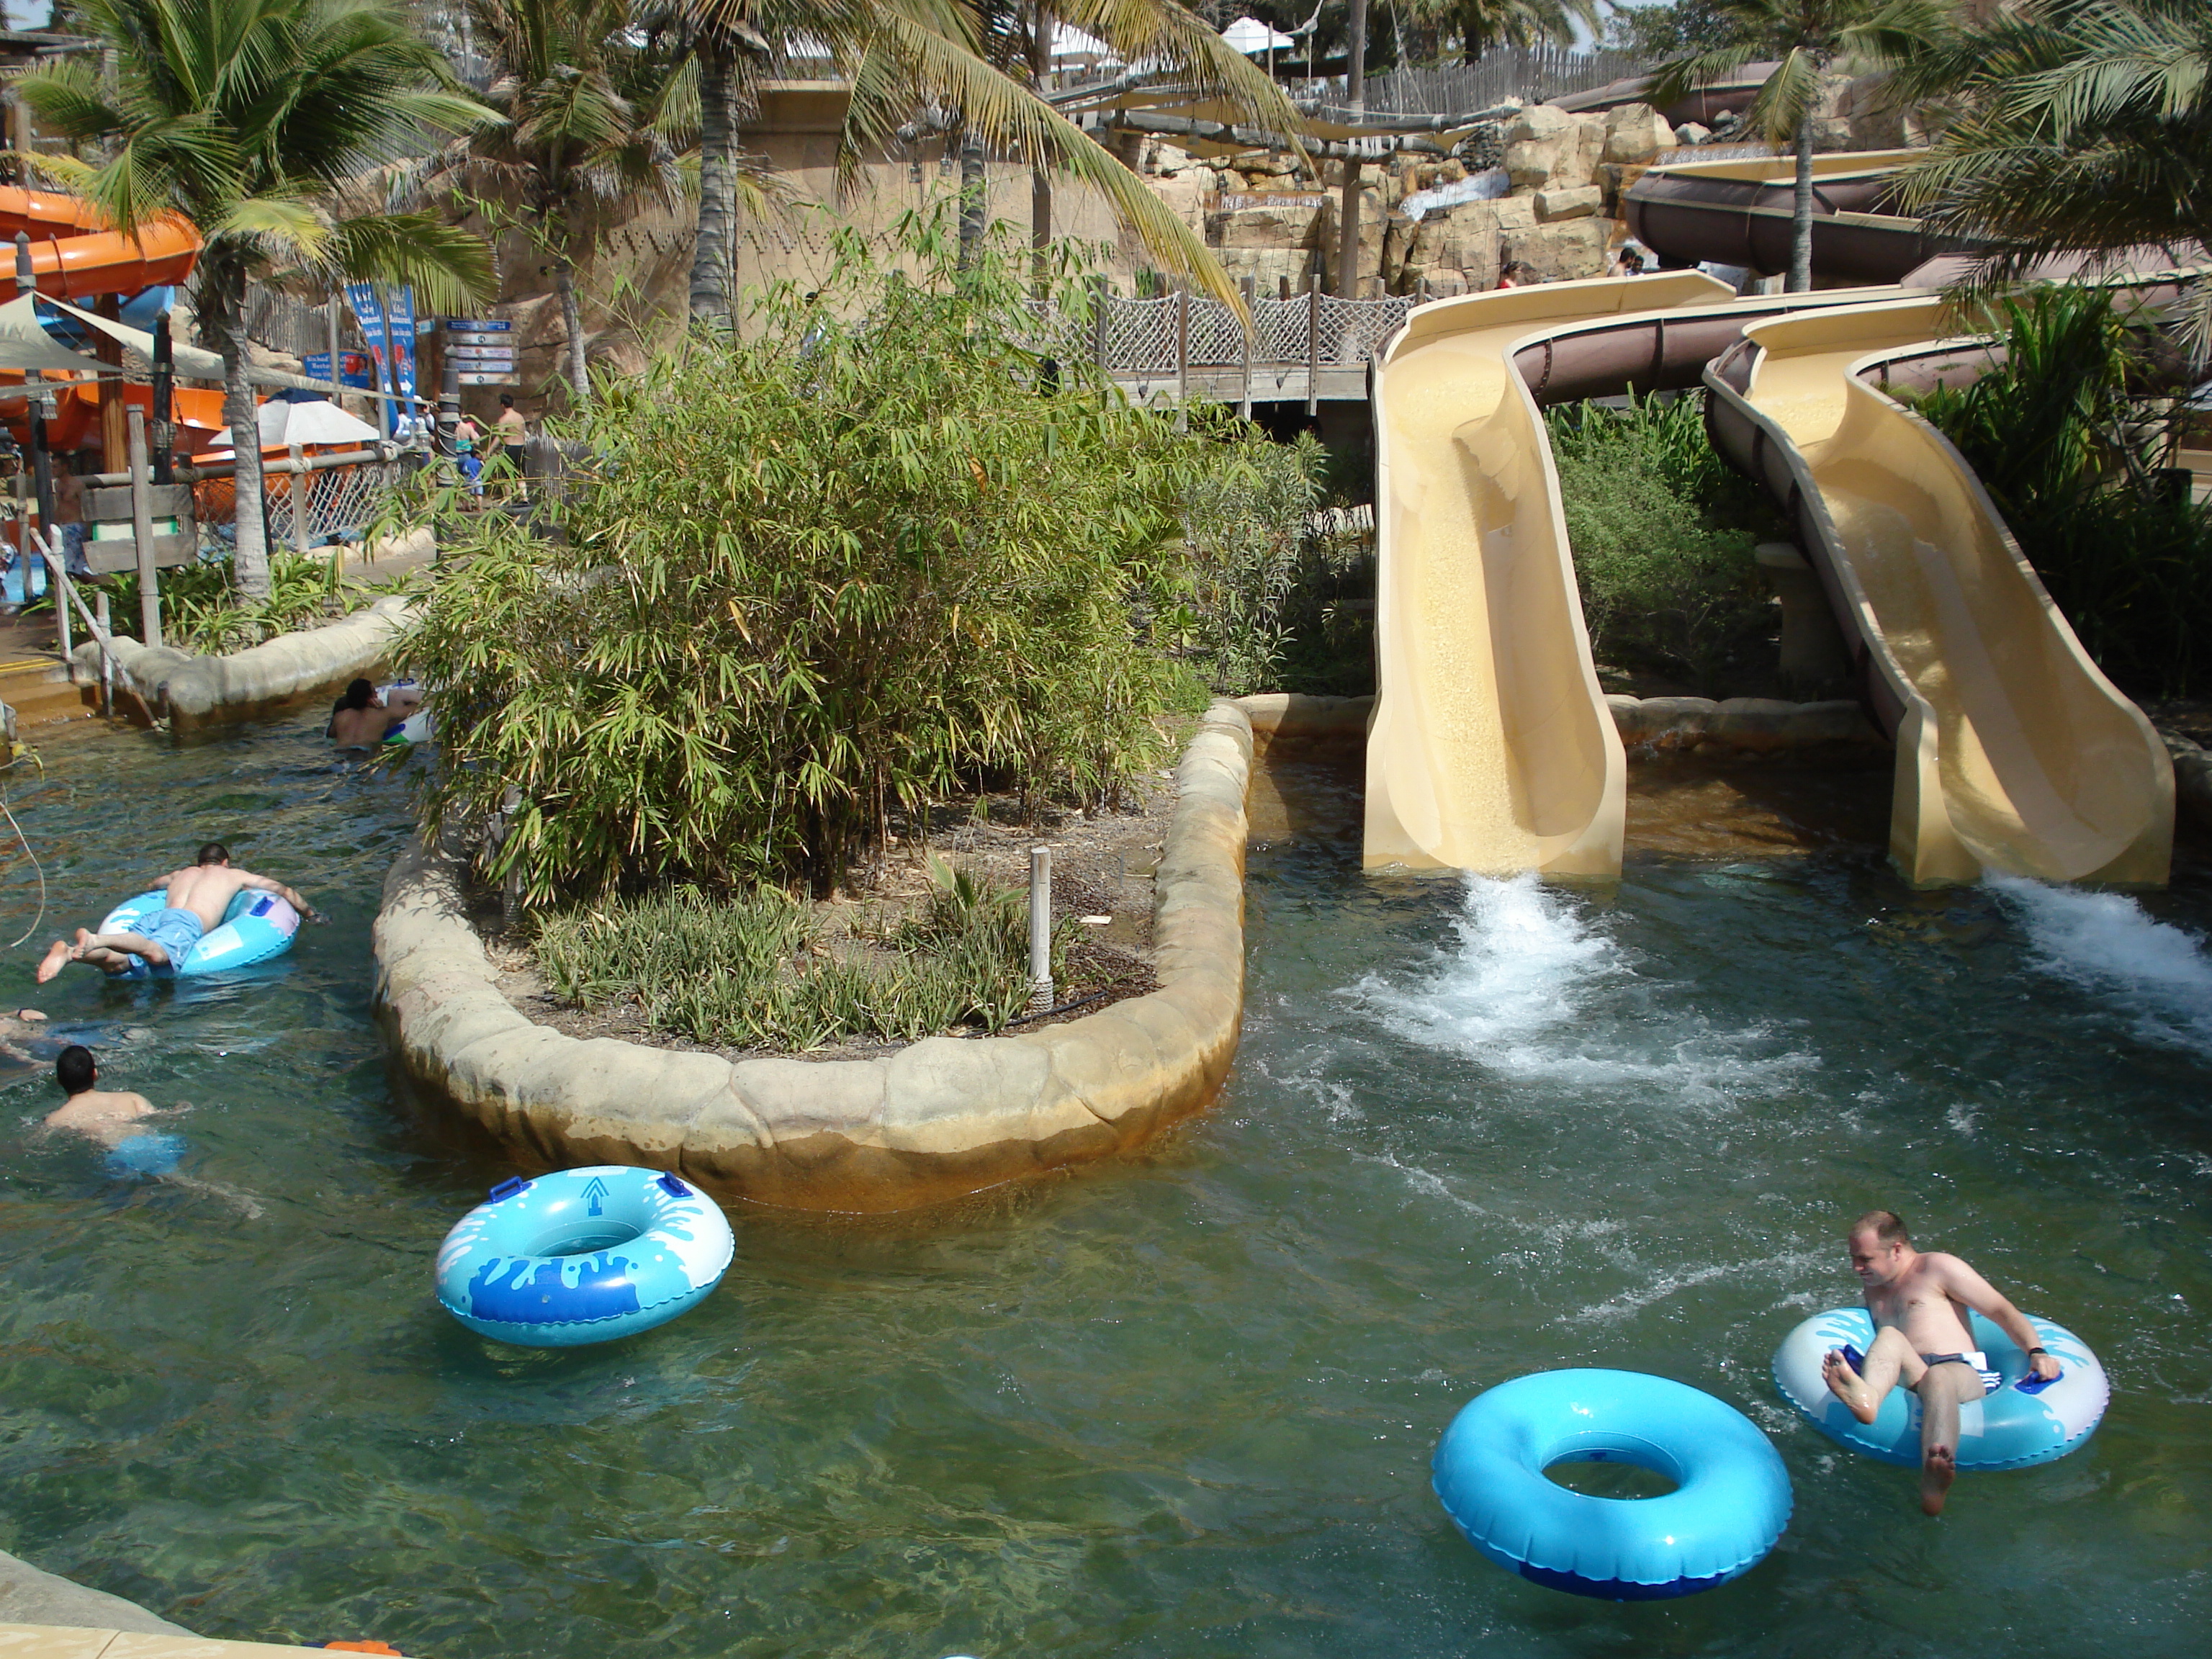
[238,871,327,924]
[1933,1254,2060,1379]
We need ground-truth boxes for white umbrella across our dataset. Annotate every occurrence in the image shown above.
[210,397,382,451]
[1222,17,1298,53]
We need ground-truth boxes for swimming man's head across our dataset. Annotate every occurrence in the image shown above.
[56,1045,94,1095]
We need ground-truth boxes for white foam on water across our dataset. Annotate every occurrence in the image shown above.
[1345,873,1816,1105]
[1563,1246,1830,1325]
[1991,874,2212,1056]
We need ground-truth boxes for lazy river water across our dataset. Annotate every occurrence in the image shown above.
[2,724,2208,1657]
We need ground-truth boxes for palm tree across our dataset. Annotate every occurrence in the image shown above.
[13,0,498,598]
[1645,0,1938,292]
[1393,0,1601,68]
[449,0,701,400]
[1888,0,2212,351]
[680,0,1311,325]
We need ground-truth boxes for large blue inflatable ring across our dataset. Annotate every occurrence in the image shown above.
[98,889,299,978]
[436,1165,735,1347]
[1434,1369,1792,1600]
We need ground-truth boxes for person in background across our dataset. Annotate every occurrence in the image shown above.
[43,1044,160,1147]
[327,678,423,747]
[53,458,89,576]
[1496,261,1542,289]
[489,393,528,493]
[1614,246,1650,277]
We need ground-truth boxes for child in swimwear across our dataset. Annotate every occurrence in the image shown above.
[43,1043,180,1171]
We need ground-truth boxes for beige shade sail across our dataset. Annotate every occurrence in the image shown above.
[42,295,414,402]
[0,292,118,377]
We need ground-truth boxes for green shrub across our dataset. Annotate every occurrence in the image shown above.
[57,550,387,655]
[1547,391,1783,686]
[1910,284,2212,698]
[406,212,1228,901]
[1175,428,1325,695]
[534,857,1074,1049]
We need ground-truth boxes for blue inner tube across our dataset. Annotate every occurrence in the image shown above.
[1434,1369,1791,1600]
[1773,1308,2108,1470]
[96,889,300,979]
[436,1165,735,1348]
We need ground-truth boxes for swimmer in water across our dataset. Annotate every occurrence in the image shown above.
[0,1006,48,1064]
[1820,1210,2062,1516]
[42,1043,166,1147]
[326,678,422,748]
[35,841,325,982]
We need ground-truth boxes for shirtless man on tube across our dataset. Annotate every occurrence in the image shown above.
[1822,1210,2061,1515]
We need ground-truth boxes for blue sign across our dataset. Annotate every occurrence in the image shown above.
[387,284,418,418]
[446,318,512,332]
[302,350,375,390]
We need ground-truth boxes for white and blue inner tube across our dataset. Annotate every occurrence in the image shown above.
[436,1164,735,1347]
[1773,1307,2108,1470]
[96,889,300,979]
[1433,1368,1791,1600]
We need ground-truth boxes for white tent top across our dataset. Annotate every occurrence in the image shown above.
[210,397,382,451]
[0,292,117,378]
[1222,17,1298,54]
[1051,22,1115,62]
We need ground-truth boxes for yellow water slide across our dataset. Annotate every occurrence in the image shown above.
[1365,271,1738,875]
[1718,297,2172,885]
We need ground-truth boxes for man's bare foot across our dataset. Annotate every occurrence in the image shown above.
[1822,1349,1880,1424]
[1920,1444,1956,1516]
[35,940,72,983]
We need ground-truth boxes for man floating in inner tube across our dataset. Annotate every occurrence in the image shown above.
[35,842,326,982]
[1821,1210,2062,1516]
[327,678,423,748]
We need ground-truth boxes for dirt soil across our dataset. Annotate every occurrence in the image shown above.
[481,768,1182,1064]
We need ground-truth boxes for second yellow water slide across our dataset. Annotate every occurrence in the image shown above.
[1706,297,2172,885]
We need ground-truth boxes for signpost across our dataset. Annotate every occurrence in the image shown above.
[444,318,518,387]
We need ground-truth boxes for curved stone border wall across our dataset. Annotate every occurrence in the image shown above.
[71,595,415,741]
[374,701,1254,1213]
[1,1547,191,1636]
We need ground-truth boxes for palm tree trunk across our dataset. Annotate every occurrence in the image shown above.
[1030,3,1053,292]
[207,277,271,601]
[1790,108,1815,295]
[690,33,738,326]
[554,256,588,403]
[958,130,987,268]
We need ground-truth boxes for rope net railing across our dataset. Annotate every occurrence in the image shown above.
[1028,290,1417,380]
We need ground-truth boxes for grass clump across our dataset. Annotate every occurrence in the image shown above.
[1910,284,2212,699]
[408,210,1247,902]
[535,858,1072,1050]
[56,551,393,655]
[1547,391,1784,688]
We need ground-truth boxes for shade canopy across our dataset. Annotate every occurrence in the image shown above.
[210,397,382,451]
[0,292,116,377]
[43,295,414,401]
[1223,17,1298,53]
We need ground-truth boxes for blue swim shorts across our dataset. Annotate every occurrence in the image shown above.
[118,906,206,978]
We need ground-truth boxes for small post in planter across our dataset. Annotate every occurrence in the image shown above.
[92,591,112,716]
[1028,844,1053,1013]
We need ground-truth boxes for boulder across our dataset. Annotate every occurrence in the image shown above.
[1603,102,1676,165]
[1504,103,1576,145]
[1535,185,1603,222]
[1675,121,1712,145]
[1503,102,1581,189]
[1501,217,1610,282]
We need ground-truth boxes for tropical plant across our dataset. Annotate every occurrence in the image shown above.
[677,0,1311,324]
[1605,0,1739,59]
[1393,0,1601,68]
[1548,390,1785,687]
[1910,284,2212,696]
[11,0,498,600]
[1889,0,2212,356]
[437,0,701,400]
[534,858,1079,1048]
[1176,428,1325,695]
[405,212,1226,901]
[1645,0,1938,292]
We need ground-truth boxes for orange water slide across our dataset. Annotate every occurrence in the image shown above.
[0,187,215,452]
[0,186,202,300]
